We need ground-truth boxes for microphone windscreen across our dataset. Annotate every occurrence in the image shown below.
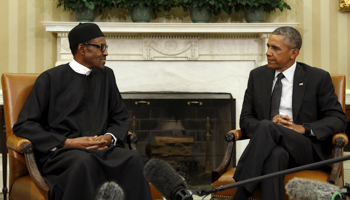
[285,177,340,200]
[95,181,124,200]
[144,159,189,200]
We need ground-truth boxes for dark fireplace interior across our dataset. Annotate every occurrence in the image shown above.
[122,92,236,188]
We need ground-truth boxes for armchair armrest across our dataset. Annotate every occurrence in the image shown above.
[212,130,241,182]
[229,130,245,141]
[327,133,348,185]
[6,134,31,154]
[6,134,49,199]
[332,133,348,146]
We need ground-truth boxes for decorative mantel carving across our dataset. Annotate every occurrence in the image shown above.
[143,37,199,60]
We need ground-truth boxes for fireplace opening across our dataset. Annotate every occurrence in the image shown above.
[122,92,236,188]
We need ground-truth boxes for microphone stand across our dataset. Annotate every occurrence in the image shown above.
[193,155,350,196]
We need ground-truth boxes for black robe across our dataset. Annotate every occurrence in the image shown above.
[13,64,152,200]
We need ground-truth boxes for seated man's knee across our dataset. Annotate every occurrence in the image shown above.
[126,150,144,165]
[270,146,289,165]
[74,153,93,167]
[66,152,99,175]
[258,120,275,129]
[251,120,276,139]
[254,120,285,138]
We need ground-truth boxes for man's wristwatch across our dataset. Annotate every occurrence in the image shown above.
[303,123,311,136]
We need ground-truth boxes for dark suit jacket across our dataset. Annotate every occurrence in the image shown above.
[240,62,347,160]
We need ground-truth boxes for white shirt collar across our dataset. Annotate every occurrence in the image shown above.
[274,61,297,82]
[69,59,92,76]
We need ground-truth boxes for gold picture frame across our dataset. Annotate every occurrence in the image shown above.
[339,0,350,11]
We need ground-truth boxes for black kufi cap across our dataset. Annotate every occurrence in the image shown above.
[68,23,105,50]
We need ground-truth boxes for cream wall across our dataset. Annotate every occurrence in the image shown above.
[1,0,350,88]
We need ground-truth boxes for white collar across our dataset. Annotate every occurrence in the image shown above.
[274,61,296,82]
[69,59,92,76]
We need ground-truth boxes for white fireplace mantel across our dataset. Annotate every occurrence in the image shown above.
[42,22,298,34]
[42,22,299,66]
[42,22,299,128]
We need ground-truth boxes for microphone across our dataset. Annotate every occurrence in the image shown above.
[144,155,350,199]
[285,177,343,200]
[144,159,193,200]
[95,181,124,200]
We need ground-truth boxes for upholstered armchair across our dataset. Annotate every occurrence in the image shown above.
[1,73,163,200]
[211,74,349,200]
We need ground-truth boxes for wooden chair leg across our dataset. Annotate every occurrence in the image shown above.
[1,108,7,200]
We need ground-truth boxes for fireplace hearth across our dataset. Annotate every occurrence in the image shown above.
[122,92,235,187]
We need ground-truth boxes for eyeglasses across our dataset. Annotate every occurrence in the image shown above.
[83,43,108,52]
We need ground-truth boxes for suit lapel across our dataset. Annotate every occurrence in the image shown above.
[262,67,275,119]
[292,63,307,121]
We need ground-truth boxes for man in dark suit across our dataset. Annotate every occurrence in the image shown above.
[232,26,347,200]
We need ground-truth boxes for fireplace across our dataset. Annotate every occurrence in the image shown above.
[122,92,235,186]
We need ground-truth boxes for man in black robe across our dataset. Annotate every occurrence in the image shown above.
[13,23,152,200]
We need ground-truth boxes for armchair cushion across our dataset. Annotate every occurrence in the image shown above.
[10,176,45,200]
[211,168,238,198]
[211,168,330,200]
[149,183,163,200]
